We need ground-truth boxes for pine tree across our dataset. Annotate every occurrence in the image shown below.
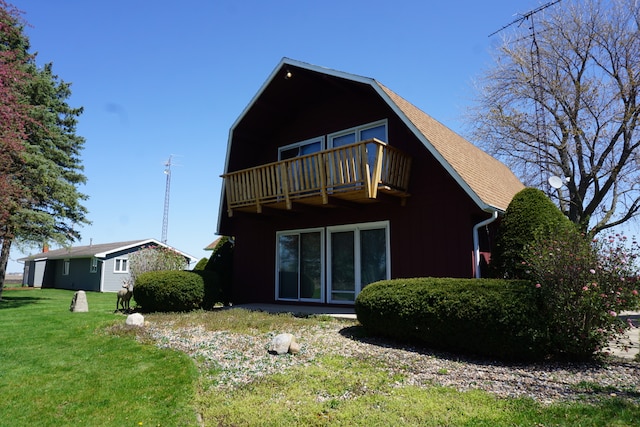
[0,1,89,298]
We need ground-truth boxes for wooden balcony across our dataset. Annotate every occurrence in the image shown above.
[222,139,412,216]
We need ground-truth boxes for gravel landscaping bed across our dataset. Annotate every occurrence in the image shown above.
[145,317,640,405]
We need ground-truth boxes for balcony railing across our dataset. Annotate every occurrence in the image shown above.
[222,139,412,216]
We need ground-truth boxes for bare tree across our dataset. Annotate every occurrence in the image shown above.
[470,0,640,234]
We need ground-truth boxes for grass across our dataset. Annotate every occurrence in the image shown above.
[2,288,640,426]
[0,288,198,427]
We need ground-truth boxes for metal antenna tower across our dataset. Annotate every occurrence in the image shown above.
[490,0,562,188]
[161,155,172,243]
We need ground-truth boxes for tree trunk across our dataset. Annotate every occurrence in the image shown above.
[0,236,14,301]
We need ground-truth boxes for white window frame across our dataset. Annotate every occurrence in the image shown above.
[63,259,70,276]
[327,119,388,148]
[114,258,129,273]
[278,136,325,161]
[327,221,391,304]
[275,227,325,303]
[274,221,391,304]
[90,257,98,273]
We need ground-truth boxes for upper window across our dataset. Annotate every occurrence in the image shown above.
[277,120,388,160]
[278,137,323,161]
[114,258,128,273]
[328,120,387,149]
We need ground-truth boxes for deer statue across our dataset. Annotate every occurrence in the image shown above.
[115,281,133,313]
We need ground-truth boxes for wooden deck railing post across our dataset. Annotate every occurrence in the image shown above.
[318,152,328,204]
[370,141,384,198]
[361,143,372,198]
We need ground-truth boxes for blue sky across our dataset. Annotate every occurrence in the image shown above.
[6,0,557,273]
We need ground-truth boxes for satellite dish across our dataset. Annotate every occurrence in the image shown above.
[548,176,563,189]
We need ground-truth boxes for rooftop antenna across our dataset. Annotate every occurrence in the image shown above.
[161,155,172,244]
[489,0,563,189]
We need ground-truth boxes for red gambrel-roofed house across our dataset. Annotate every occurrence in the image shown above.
[217,58,524,306]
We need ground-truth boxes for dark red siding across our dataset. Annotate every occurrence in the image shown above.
[219,64,496,304]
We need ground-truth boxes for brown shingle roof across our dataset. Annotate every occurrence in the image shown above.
[204,237,222,251]
[377,82,524,211]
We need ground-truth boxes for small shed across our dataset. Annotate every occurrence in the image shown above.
[19,239,197,292]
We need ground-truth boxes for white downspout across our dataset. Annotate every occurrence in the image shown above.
[473,210,499,279]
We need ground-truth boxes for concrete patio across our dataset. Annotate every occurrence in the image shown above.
[235,303,356,319]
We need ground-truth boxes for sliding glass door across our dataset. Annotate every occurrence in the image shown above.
[328,222,389,303]
[276,222,389,303]
[277,229,323,301]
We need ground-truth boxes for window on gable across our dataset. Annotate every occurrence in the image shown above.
[327,121,388,185]
[328,120,387,149]
[114,258,128,273]
[278,137,323,161]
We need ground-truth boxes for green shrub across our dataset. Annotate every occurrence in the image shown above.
[355,278,548,361]
[204,236,234,305]
[133,270,205,312]
[193,257,208,271]
[199,270,223,310]
[490,187,572,279]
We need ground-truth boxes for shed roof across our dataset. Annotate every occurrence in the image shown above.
[19,239,197,263]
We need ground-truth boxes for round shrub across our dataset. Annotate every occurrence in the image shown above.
[133,270,205,312]
[490,187,572,279]
[355,278,549,361]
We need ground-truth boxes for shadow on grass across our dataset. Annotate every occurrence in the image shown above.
[338,324,640,403]
[0,293,50,309]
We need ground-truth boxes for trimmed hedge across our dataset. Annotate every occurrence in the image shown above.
[489,187,572,279]
[133,270,206,312]
[355,278,549,361]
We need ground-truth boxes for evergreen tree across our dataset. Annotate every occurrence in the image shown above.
[0,1,89,297]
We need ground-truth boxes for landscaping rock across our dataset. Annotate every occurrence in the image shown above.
[288,340,301,354]
[126,313,145,327]
[269,333,296,355]
[70,290,88,312]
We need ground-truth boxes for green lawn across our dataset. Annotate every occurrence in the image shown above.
[1,288,639,426]
[0,288,198,427]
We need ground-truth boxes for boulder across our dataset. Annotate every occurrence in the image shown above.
[126,313,145,327]
[268,333,299,355]
[289,340,301,354]
[70,291,89,312]
[269,333,293,354]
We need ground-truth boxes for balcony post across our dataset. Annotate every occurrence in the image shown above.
[279,163,292,210]
[318,152,328,204]
[369,142,384,198]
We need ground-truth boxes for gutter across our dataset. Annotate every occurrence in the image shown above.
[473,210,499,279]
